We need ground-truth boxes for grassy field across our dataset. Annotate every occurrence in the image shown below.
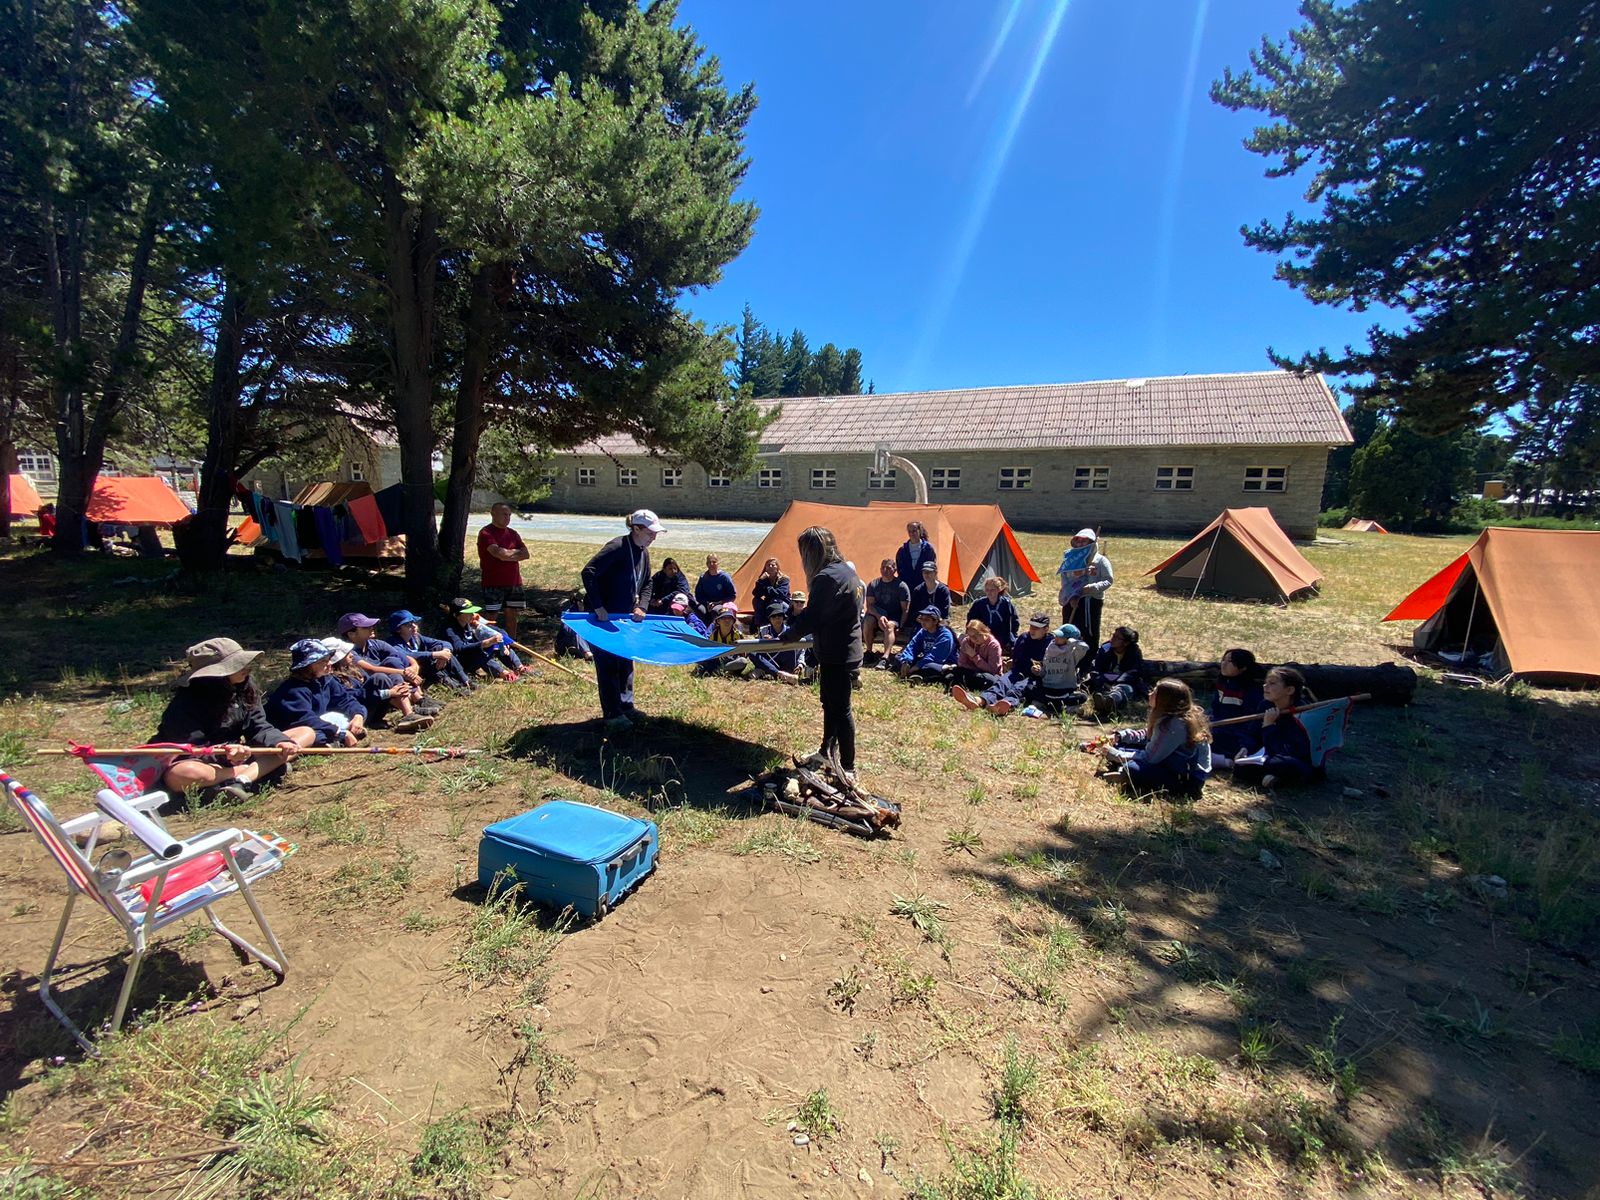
[0,524,1597,1199]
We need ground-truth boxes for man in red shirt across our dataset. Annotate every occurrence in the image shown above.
[477,503,531,639]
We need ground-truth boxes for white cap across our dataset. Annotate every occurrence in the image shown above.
[319,636,355,665]
[628,508,666,533]
[1074,528,1097,541]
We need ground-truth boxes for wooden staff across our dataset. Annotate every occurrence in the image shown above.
[1209,694,1369,728]
[509,641,586,680]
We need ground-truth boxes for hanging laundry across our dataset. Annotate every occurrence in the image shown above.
[348,493,387,544]
[313,507,344,566]
[272,500,302,561]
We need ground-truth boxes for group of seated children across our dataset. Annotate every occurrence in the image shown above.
[696,602,811,684]
[1078,654,1322,802]
[151,601,535,802]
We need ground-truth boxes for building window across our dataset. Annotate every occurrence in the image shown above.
[349,461,366,482]
[758,467,783,489]
[867,468,897,490]
[998,467,1032,491]
[577,467,597,487]
[1155,465,1194,491]
[16,452,53,478]
[811,468,837,490]
[539,468,560,486]
[930,467,961,491]
[1074,466,1109,490]
[661,467,683,488]
[708,472,732,488]
[618,467,638,487]
[1243,466,1288,493]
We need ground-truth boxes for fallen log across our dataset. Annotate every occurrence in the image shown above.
[1138,660,1417,706]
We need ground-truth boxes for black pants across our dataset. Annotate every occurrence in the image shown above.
[817,662,857,771]
[1064,595,1103,650]
[593,647,635,720]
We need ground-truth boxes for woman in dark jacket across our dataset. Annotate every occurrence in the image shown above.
[786,527,864,776]
[153,637,311,798]
[647,558,692,614]
[749,558,792,631]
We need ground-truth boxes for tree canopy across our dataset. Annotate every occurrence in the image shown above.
[735,305,865,399]
[1214,0,1600,455]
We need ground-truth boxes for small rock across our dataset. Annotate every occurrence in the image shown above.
[232,998,260,1021]
[780,954,787,961]
[787,1121,799,1132]
[858,1167,874,1186]
[1245,808,1271,824]
[794,1133,810,1146]
[1258,849,1282,871]
[1468,873,1509,900]
[491,1183,513,1199]
[1341,786,1364,799]
[761,986,774,994]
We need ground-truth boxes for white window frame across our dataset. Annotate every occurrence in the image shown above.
[1243,465,1288,493]
[539,467,560,485]
[866,468,897,490]
[617,467,638,487]
[708,472,732,488]
[660,467,683,488]
[348,461,366,482]
[930,467,961,491]
[1155,465,1194,491]
[1074,465,1110,491]
[998,467,1032,491]
[757,467,784,489]
[17,452,54,478]
[810,467,837,490]
[576,467,597,487]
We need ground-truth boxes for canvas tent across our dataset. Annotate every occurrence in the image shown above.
[85,476,192,525]
[8,474,43,518]
[1382,528,1600,683]
[1343,518,1389,533]
[730,501,1039,614]
[1147,507,1322,602]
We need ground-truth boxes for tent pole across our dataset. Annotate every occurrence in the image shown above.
[1460,574,1482,659]
[1189,524,1225,602]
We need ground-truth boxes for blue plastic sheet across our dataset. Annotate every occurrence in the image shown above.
[560,614,807,667]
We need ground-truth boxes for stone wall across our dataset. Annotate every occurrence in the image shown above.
[541,444,1332,538]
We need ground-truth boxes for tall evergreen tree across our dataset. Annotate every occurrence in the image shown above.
[1214,0,1600,452]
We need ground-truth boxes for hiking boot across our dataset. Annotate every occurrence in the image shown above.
[415,697,444,716]
[394,713,436,734]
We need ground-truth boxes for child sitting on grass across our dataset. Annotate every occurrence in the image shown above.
[1209,648,1268,769]
[1230,666,1318,790]
[266,638,374,745]
[1091,677,1211,800]
[698,603,751,677]
[1085,626,1147,717]
[441,597,529,683]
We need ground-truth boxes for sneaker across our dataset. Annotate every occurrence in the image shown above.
[394,713,436,733]
[875,658,893,671]
[1090,692,1114,718]
[991,698,1013,716]
[415,698,444,716]
[952,685,980,711]
[199,782,251,806]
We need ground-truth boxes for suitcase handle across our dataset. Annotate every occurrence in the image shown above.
[607,830,652,873]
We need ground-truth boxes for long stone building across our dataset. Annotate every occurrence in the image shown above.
[546,370,1352,539]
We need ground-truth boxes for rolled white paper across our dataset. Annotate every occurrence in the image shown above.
[95,789,182,859]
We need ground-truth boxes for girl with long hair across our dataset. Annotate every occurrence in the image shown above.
[1231,666,1318,789]
[788,527,864,777]
[1097,677,1212,799]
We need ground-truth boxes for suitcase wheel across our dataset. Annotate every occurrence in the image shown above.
[594,897,609,922]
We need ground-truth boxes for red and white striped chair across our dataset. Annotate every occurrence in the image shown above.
[0,769,292,1053]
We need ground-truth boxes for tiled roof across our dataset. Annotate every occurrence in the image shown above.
[573,370,1351,456]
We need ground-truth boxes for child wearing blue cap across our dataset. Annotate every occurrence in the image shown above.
[390,610,472,691]
[336,612,441,723]
[897,608,957,683]
[265,639,375,744]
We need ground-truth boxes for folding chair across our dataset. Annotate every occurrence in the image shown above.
[0,768,293,1053]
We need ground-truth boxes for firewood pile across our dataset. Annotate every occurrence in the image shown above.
[733,752,901,838]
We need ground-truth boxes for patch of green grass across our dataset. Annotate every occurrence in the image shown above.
[793,1087,841,1142]
[402,909,447,933]
[328,850,415,907]
[909,1123,1046,1200]
[409,1107,492,1196]
[1305,1015,1362,1104]
[892,894,953,957]
[1159,939,1217,983]
[657,805,732,850]
[943,823,984,855]
[458,876,570,1004]
[828,967,864,1012]
[439,761,505,795]
[1000,918,1088,1008]
[296,799,375,846]
[206,1064,332,1193]
[992,1037,1040,1127]
[1550,1026,1600,1075]
[0,1162,86,1198]
[732,820,820,864]
[1239,1025,1278,1070]
[894,970,939,1006]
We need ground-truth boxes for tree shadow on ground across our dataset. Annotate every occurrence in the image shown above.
[950,770,1600,1197]
[504,715,786,819]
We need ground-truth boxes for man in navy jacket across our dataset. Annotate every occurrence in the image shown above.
[580,509,664,729]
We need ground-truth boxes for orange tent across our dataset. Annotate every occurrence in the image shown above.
[1342,518,1389,533]
[85,476,192,525]
[1383,528,1600,683]
[731,501,1039,614]
[8,473,43,517]
[1147,507,1322,602]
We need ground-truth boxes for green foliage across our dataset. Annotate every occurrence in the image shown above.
[909,1123,1047,1200]
[793,1087,841,1142]
[409,1107,492,1195]
[735,305,865,399]
[1346,418,1477,528]
[1214,0,1600,457]
[992,1038,1040,1127]
[459,877,570,1004]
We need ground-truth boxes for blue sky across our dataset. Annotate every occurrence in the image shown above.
[677,0,1380,396]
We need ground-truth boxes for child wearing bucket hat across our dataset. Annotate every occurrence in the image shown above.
[152,637,314,801]
[266,638,376,745]
[336,613,441,724]
[389,609,472,692]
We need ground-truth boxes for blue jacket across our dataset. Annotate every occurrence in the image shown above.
[354,636,411,672]
[694,570,737,608]
[1211,677,1269,754]
[1010,632,1050,677]
[441,619,501,671]
[1263,711,1315,769]
[751,574,792,619]
[265,674,368,745]
[967,595,1019,645]
[900,624,957,669]
[907,581,951,621]
[582,534,651,615]
[1089,641,1148,697]
[895,538,937,587]
[396,631,451,657]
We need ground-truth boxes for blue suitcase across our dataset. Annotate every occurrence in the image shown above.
[477,801,657,919]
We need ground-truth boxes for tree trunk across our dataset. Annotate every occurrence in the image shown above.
[177,274,248,574]
[1139,659,1418,706]
[383,181,441,598]
[436,265,500,595]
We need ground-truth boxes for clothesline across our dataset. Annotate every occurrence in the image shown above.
[240,487,395,564]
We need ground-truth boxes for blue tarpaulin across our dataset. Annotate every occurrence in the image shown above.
[560,614,807,667]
